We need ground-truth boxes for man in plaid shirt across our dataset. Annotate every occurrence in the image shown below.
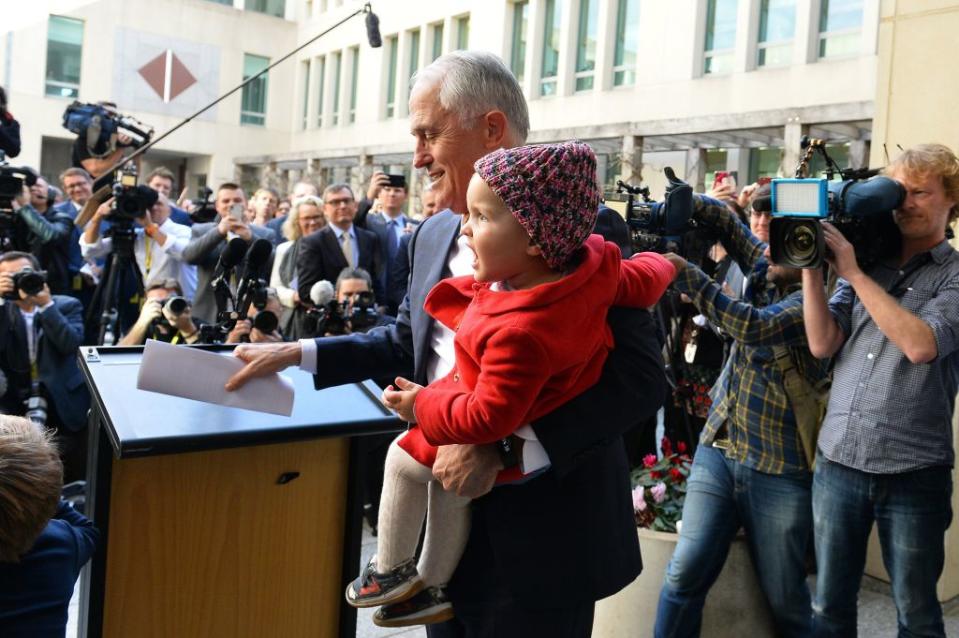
[802,144,959,637]
[655,193,829,638]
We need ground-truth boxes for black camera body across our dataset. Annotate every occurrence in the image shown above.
[0,159,37,214]
[62,101,153,156]
[305,290,378,336]
[2,267,47,300]
[111,163,158,222]
[190,187,217,224]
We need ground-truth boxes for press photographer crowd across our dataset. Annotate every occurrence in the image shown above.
[2,48,959,638]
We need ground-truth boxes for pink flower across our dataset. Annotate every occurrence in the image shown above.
[632,486,647,512]
[642,454,657,468]
[651,482,667,504]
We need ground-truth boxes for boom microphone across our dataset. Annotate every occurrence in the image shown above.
[235,238,274,316]
[310,280,336,306]
[210,237,248,289]
[365,8,382,48]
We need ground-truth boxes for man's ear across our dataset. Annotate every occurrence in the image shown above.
[482,111,509,150]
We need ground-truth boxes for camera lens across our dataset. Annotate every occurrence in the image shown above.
[165,296,188,316]
[253,310,278,334]
[17,271,45,296]
[783,221,821,268]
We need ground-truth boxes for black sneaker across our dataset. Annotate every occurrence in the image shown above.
[373,586,454,627]
[345,557,423,608]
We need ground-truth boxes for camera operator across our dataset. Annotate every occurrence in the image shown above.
[70,101,132,180]
[53,168,98,306]
[801,143,959,636]
[182,183,276,324]
[146,166,192,227]
[0,86,21,158]
[0,251,89,483]
[653,191,830,637]
[333,267,392,334]
[6,178,77,297]
[119,280,200,345]
[80,190,193,297]
[225,287,284,344]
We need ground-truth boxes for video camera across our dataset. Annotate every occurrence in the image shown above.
[0,152,38,214]
[111,162,158,222]
[2,267,47,300]
[62,101,153,156]
[304,280,378,336]
[768,137,905,269]
[189,186,217,224]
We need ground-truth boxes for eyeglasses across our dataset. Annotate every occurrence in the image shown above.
[326,198,354,207]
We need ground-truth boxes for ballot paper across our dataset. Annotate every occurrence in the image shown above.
[137,340,295,416]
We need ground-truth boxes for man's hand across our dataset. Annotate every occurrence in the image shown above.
[225,342,302,391]
[23,284,53,308]
[226,319,252,344]
[136,299,164,327]
[707,183,737,205]
[94,198,114,221]
[366,171,390,200]
[217,214,232,236]
[381,376,423,423]
[737,182,760,209]
[433,444,503,499]
[0,272,14,298]
[250,327,282,343]
[229,219,253,241]
[662,252,687,277]
[822,221,861,281]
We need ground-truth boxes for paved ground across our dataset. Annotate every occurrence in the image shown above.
[66,524,959,637]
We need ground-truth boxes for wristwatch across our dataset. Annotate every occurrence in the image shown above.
[496,435,522,470]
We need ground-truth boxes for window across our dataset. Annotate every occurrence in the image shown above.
[807,142,850,178]
[205,0,233,4]
[510,2,529,82]
[330,51,342,126]
[757,0,795,67]
[300,60,311,129]
[408,29,421,85]
[46,16,83,98]
[385,36,398,118]
[315,55,326,127]
[241,53,269,126]
[304,0,313,18]
[430,22,444,62]
[748,147,782,181]
[540,0,563,96]
[455,15,470,50]
[818,0,863,59]
[703,0,737,75]
[245,0,285,17]
[613,0,639,87]
[703,149,728,186]
[574,0,599,91]
[349,47,359,124]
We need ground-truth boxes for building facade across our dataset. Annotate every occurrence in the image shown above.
[2,0,879,203]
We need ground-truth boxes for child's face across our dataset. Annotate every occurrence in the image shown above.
[461,174,537,283]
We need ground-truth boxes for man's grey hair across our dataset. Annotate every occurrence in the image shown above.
[322,183,355,200]
[412,51,529,143]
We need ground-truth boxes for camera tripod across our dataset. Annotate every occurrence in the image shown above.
[85,221,144,345]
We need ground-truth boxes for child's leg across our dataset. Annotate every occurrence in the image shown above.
[376,436,435,572]
[417,478,472,587]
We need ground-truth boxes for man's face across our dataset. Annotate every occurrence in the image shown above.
[750,209,771,244]
[461,173,534,283]
[252,191,278,219]
[0,257,32,277]
[148,176,174,198]
[63,174,93,205]
[337,277,370,308]
[292,183,318,199]
[146,287,174,304]
[410,82,495,215]
[150,195,171,225]
[277,200,292,217]
[422,190,439,217]
[324,188,357,229]
[215,188,246,217]
[30,178,49,208]
[890,169,955,244]
[379,186,408,216]
[297,203,326,237]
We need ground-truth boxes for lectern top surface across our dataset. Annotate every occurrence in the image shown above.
[78,345,400,458]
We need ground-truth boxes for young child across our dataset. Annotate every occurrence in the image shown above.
[0,415,99,637]
[345,141,677,627]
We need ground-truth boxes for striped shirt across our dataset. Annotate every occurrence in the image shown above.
[819,239,959,474]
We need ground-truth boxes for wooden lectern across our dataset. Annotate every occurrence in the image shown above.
[76,345,401,638]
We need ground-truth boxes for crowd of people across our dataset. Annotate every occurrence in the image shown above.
[2,48,959,638]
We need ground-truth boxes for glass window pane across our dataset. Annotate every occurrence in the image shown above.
[315,56,325,127]
[748,147,782,181]
[704,0,737,52]
[431,23,444,61]
[704,149,729,187]
[241,53,269,126]
[758,42,791,67]
[820,0,863,33]
[758,0,795,44]
[331,51,341,125]
[349,47,359,124]
[205,0,233,4]
[408,29,421,82]
[575,0,599,75]
[46,16,83,98]
[704,52,734,74]
[386,36,398,118]
[510,2,529,82]
[540,0,563,96]
[456,16,470,50]
[301,60,311,129]
[245,0,286,17]
[613,0,640,86]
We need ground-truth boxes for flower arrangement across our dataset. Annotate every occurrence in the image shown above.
[630,436,693,533]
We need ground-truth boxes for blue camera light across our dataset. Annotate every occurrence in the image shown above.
[770,178,829,219]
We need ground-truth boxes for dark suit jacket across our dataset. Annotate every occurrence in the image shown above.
[0,296,89,432]
[182,222,277,324]
[367,214,418,315]
[296,224,384,304]
[310,209,666,610]
[390,233,413,312]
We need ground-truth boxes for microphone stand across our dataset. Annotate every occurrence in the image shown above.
[75,2,380,229]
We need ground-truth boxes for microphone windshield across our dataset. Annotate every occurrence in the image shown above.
[221,237,249,269]
[245,238,274,272]
[310,280,336,306]
[365,11,382,48]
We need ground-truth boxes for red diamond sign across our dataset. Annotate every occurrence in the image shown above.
[138,50,197,102]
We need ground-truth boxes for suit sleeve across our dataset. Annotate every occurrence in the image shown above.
[367,233,387,304]
[389,237,412,310]
[615,251,677,307]
[182,224,224,267]
[296,235,325,302]
[532,307,666,478]
[38,298,84,356]
[416,327,552,446]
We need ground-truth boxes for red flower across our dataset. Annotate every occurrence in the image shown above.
[650,471,662,480]
[661,437,673,457]
[669,468,683,482]
[642,453,657,468]
[677,441,687,454]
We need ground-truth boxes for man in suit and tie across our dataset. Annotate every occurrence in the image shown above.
[226,51,665,636]
[366,175,417,315]
[182,183,276,324]
[296,184,384,307]
[0,251,89,482]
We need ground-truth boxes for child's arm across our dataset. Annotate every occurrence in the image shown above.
[55,500,100,570]
[414,327,552,447]
[614,251,678,308]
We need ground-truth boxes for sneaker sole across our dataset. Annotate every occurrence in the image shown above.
[344,577,425,608]
[373,604,454,628]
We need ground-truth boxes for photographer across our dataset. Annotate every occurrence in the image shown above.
[225,287,284,344]
[801,143,959,636]
[70,101,132,180]
[653,191,830,637]
[146,166,192,227]
[332,267,392,334]
[119,280,200,345]
[7,178,77,296]
[0,251,89,483]
[0,86,20,158]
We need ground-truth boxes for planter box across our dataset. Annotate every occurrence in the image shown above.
[592,528,776,638]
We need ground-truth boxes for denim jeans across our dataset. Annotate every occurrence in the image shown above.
[654,445,813,638]
[812,454,953,637]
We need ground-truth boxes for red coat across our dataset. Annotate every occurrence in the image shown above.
[398,235,675,479]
